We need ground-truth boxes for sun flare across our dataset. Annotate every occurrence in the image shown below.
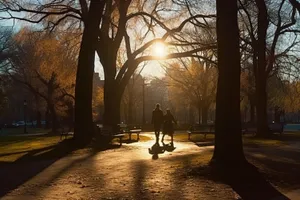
[152,42,167,57]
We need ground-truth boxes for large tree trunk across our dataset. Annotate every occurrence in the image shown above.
[45,108,50,129]
[212,0,245,165]
[249,95,256,123]
[74,0,105,145]
[256,76,269,136]
[255,0,269,137]
[36,111,41,128]
[103,80,122,131]
[49,103,58,133]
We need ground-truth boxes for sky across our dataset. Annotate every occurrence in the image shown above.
[0,7,184,81]
[94,55,165,80]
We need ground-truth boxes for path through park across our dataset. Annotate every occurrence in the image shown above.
[2,133,239,200]
[1,133,300,200]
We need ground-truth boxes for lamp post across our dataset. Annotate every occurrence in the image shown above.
[24,100,27,134]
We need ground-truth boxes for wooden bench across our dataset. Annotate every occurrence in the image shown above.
[60,127,74,140]
[242,123,257,135]
[96,125,125,146]
[269,123,284,135]
[187,124,215,140]
[120,124,142,141]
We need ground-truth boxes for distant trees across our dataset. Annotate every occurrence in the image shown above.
[0,27,12,66]
[239,0,300,136]
[0,28,12,115]
[121,73,143,124]
[5,28,77,132]
[167,58,217,125]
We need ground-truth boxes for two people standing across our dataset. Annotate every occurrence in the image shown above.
[151,103,176,142]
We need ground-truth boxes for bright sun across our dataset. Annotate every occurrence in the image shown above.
[152,42,167,57]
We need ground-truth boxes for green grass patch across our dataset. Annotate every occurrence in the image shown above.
[0,135,61,162]
[243,137,283,146]
[173,132,215,142]
[173,131,300,147]
[111,134,152,143]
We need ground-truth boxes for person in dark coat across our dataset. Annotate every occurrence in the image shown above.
[151,103,164,142]
[162,109,177,143]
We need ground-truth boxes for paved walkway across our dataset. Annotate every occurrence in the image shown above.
[2,133,239,200]
[1,133,300,200]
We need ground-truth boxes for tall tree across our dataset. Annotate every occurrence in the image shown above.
[1,0,216,144]
[74,0,105,144]
[6,28,77,133]
[212,0,245,164]
[239,0,300,136]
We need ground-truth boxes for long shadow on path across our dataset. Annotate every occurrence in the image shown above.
[0,138,125,198]
[222,162,290,200]
[191,142,291,199]
[0,139,78,197]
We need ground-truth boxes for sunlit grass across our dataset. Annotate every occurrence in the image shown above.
[111,134,152,143]
[0,135,60,162]
[173,131,300,146]
[173,132,215,142]
[243,137,284,146]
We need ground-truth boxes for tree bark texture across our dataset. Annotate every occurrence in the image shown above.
[212,0,245,164]
[74,0,105,145]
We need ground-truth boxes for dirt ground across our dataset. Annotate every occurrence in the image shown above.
[1,132,300,200]
[1,133,240,200]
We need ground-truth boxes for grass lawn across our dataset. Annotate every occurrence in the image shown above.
[173,131,300,146]
[0,132,152,162]
[0,135,62,162]
[174,131,300,191]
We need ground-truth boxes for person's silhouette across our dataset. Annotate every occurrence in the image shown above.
[151,103,164,142]
[162,109,177,143]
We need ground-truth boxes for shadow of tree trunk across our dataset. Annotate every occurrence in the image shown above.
[0,139,77,197]
[212,162,289,200]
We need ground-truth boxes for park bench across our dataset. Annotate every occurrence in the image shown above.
[60,127,74,140]
[120,124,142,141]
[242,123,257,135]
[96,124,125,146]
[187,124,215,140]
[242,122,284,135]
[269,122,284,135]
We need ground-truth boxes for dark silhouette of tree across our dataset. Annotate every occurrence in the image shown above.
[0,0,216,144]
[74,0,105,144]
[239,0,300,137]
[0,27,12,66]
[212,0,245,164]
